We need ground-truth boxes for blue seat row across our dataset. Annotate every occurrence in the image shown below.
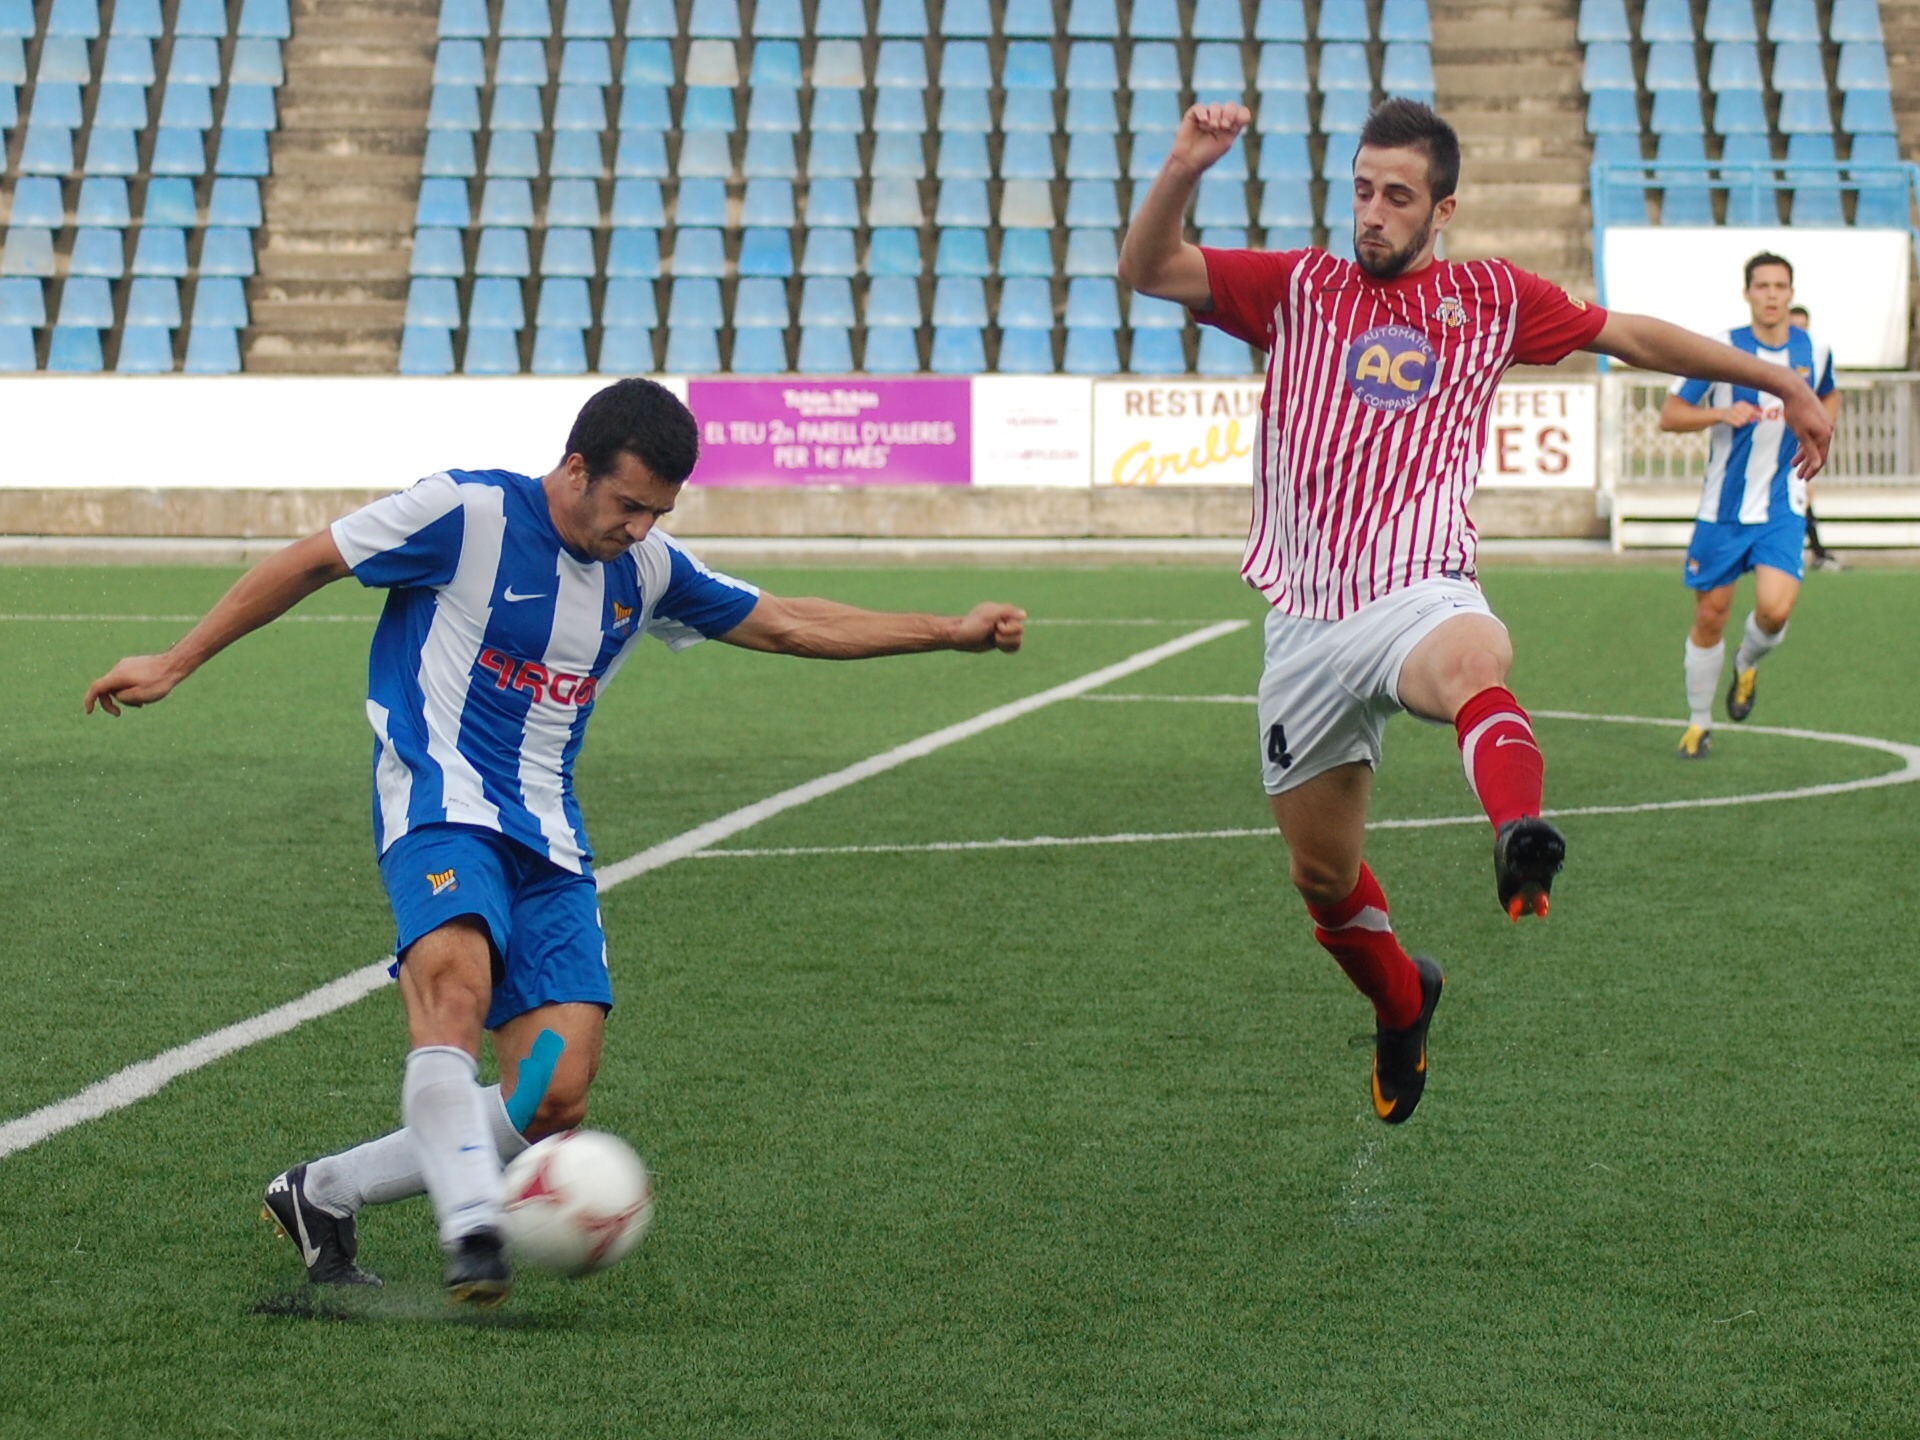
[1583,40,1892,95]
[1579,0,1881,44]
[0,320,242,372]
[0,0,288,39]
[1,223,255,277]
[10,33,283,85]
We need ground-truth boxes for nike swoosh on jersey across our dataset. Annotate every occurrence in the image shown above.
[1494,735,1538,748]
[502,587,547,602]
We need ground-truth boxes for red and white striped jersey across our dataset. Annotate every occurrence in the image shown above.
[1195,247,1608,619]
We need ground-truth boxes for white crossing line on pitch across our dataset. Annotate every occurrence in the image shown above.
[0,620,1247,1161]
[1080,691,1260,704]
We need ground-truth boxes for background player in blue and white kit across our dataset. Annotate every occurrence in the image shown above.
[1660,252,1841,759]
[84,379,1026,1304]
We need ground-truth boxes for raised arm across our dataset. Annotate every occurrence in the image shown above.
[1589,311,1833,477]
[83,528,353,715]
[718,594,1026,660]
[1117,102,1252,310]
[1659,392,1761,434]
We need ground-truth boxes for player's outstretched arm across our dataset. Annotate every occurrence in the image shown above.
[83,529,353,715]
[1588,311,1832,477]
[718,594,1026,660]
[1658,394,1761,434]
[1117,102,1251,311]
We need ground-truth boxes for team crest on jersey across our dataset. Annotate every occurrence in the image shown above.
[1432,296,1467,330]
[612,601,635,630]
[427,868,458,896]
[1344,324,1437,413]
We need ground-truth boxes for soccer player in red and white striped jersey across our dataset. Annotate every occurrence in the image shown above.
[1120,99,1833,1125]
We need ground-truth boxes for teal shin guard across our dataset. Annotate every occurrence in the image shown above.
[504,1029,566,1134]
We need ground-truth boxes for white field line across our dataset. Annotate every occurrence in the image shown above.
[0,621,1246,1161]
[694,709,1920,860]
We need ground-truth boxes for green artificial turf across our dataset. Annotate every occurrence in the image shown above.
[0,561,1916,1438]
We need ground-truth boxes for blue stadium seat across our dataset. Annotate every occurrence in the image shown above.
[0,325,34,371]
[69,228,123,276]
[1640,0,1693,41]
[1256,90,1311,133]
[666,327,720,372]
[1255,0,1307,39]
[1003,0,1054,34]
[215,130,271,177]
[531,325,588,374]
[748,87,801,131]
[184,324,240,371]
[1843,88,1896,134]
[996,277,1051,328]
[806,131,861,178]
[409,229,466,276]
[1066,181,1119,226]
[1582,43,1634,91]
[1655,133,1713,222]
[1065,277,1120,329]
[1198,329,1253,375]
[871,132,925,177]
[564,0,615,36]
[874,89,925,136]
[998,229,1052,276]
[1852,135,1908,226]
[1259,179,1314,227]
[58,276,113,325]
[38,35,90,81]
[1193,0,1244,37]
[1317,0,1369,41]
[1765,0,1819,42]
[621,39,671,86]
[107,0,160,35]
[1129,42,1181,89]
[677,132,733,178]
[32,82,84,127]
[810,174,868,223]
[1066,90,1118,133]
[812,38,866,86]
[548,133,605,180]
[1651,88,1704,133]
[200,229,255,277]
[1382,43,1433,95]
[1831,0,1884,43]
[100,38,153,83]
[1001,88,1054,131]
[810,88,864,131]
[739,228,794,275]
[751,39,802,86]
[935,227,990,275]
[1257,43,1309,91]
[485,132,539,179]
[878,0,926,32]
[1719,133,1775,224]
[1131,94,1182,138]
[1000,180,1055,227]
[1066,134,1119,181]
[1770,43,1825,91]
[47,326,105,372]
[931,326,985,373]
[461,328,521,375]
[1381,0,1431,42]
[996,328,1051,374]
[1194,176,1249,226]
[499,0,550,37]
[1066,41,1117,89]
[1321,89,1372,133]
[1778,89,1832,133]
[669,278,723,328]
[1129,294,1185,330]
[474,227,532,276]
[429,84,480,130]
[1003,40,1055,89]
[598,327,656,373]
[870,178,924,226]
[938,132,991,179]
[209,179,262,227]
[1068,0,1118,36]
[865,275,922,325]
[1838,43,1890,90]
[669,177,728,222]
[1321,130,1360,179]
[1192,43,1246,92]
[132,226,188,276]
[480,178,535,227]
[606,228,660,276]
[560,41,612,84]
[468,278,524,331]
[555,85,608,129]
[9,178,62,227]
[737,131,791,177]
[496,39,549,84]
[875,39,926,87]
[239,0,290,37]
[195,277,249,327]
[1318,44,1371,90]
[438,0,486,37]
[406,277,460,327]
[864,327,920,373]
[682,87,735,131]
[1065,229,1117,276]
[1712,88,1766,134]
[619,85,670,128]
[540,229,595,277]
[1129,329,1185,373]
[672,228,727,276]
[47,0,100,36]
[935,179,990,227]
[115,326,175,372]
[614,131,668,177]
[734,277,791,327]
[868,228,922,274]
[1702,0,1754,42]
[799,277,855,327]
[435,40,484,85]
[1586,89,1638,134]
[625,0,674,33]
[1704,42,1762,92]
[753,0,803,35]
[941,0,989,34]
[1645,42,1699,90]
[1131,0,1178,36]
[932,277,987,327]
[1064,327,1118,374]
[687,0,741,36]
[798,327,852,373]
[1786,133,1844,223]
[84,127,140,176]
[742,179,796,225]
[76,178,130,226]
[122,276,178,328]
[940,40,990,88]
[1257,133,1313,181]
[611,180,666,227]
[1,228,54,279]
[603,278,659,327]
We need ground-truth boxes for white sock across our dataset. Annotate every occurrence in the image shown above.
[1733,611,1785,674]
[401,1045,506,1247]
[1684,637,1723,729]
[304,1083,529,1218]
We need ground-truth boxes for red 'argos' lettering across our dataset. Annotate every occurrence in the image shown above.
[475,650,597,708]
[478,649,514,689]
[512,662,551,705]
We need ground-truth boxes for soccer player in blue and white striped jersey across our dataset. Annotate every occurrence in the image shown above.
[85,379,1026,1303]
[1659,252,1841,759]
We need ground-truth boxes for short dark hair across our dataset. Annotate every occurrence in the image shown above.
[1357,98,1461,202]
[1745,251,1794,287]
[565,378,700,485]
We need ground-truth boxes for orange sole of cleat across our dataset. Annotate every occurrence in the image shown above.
[1507,891,1551,922]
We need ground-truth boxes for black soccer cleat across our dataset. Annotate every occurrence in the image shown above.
[1726,666,1759,722]
[1372,956,1444,1125]
[1494,815,1566,921]
[445,1228,512,1307]
[262,1164,383,1287]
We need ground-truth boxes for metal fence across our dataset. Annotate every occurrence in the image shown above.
[1601,370,1920,488]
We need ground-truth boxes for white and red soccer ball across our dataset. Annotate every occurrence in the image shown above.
[501,1130,655,1277]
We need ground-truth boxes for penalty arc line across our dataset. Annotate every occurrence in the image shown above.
[0,620,1248,1162]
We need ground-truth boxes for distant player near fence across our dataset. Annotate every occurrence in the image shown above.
[1120,99,1833,1125]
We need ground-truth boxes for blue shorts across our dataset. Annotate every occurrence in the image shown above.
[1685,513,1806,591]
[378,823,612,1030]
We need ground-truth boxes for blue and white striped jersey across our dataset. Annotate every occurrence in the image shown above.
[330,469,761,872]
[1671,325,1836,525]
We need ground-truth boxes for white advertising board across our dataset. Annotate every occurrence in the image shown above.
[969,376,1095,487]
[1090,379,1263,486]
[1475,382,1596,490]
[0,375,684,490]
[1601,226,1912,368]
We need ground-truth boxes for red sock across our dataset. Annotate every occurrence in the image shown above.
[1454,685,1544,831]
[1307,864,1424,1029]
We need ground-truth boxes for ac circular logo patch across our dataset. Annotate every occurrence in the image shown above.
[1343,324,1438,413]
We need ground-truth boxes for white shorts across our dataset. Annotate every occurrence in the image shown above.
[1257,577,1499,795]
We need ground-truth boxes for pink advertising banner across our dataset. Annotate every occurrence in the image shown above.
[686,378,972,486]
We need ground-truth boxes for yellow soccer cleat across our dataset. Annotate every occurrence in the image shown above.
[1727,667,1759,722]
[1676,725,1712,760]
